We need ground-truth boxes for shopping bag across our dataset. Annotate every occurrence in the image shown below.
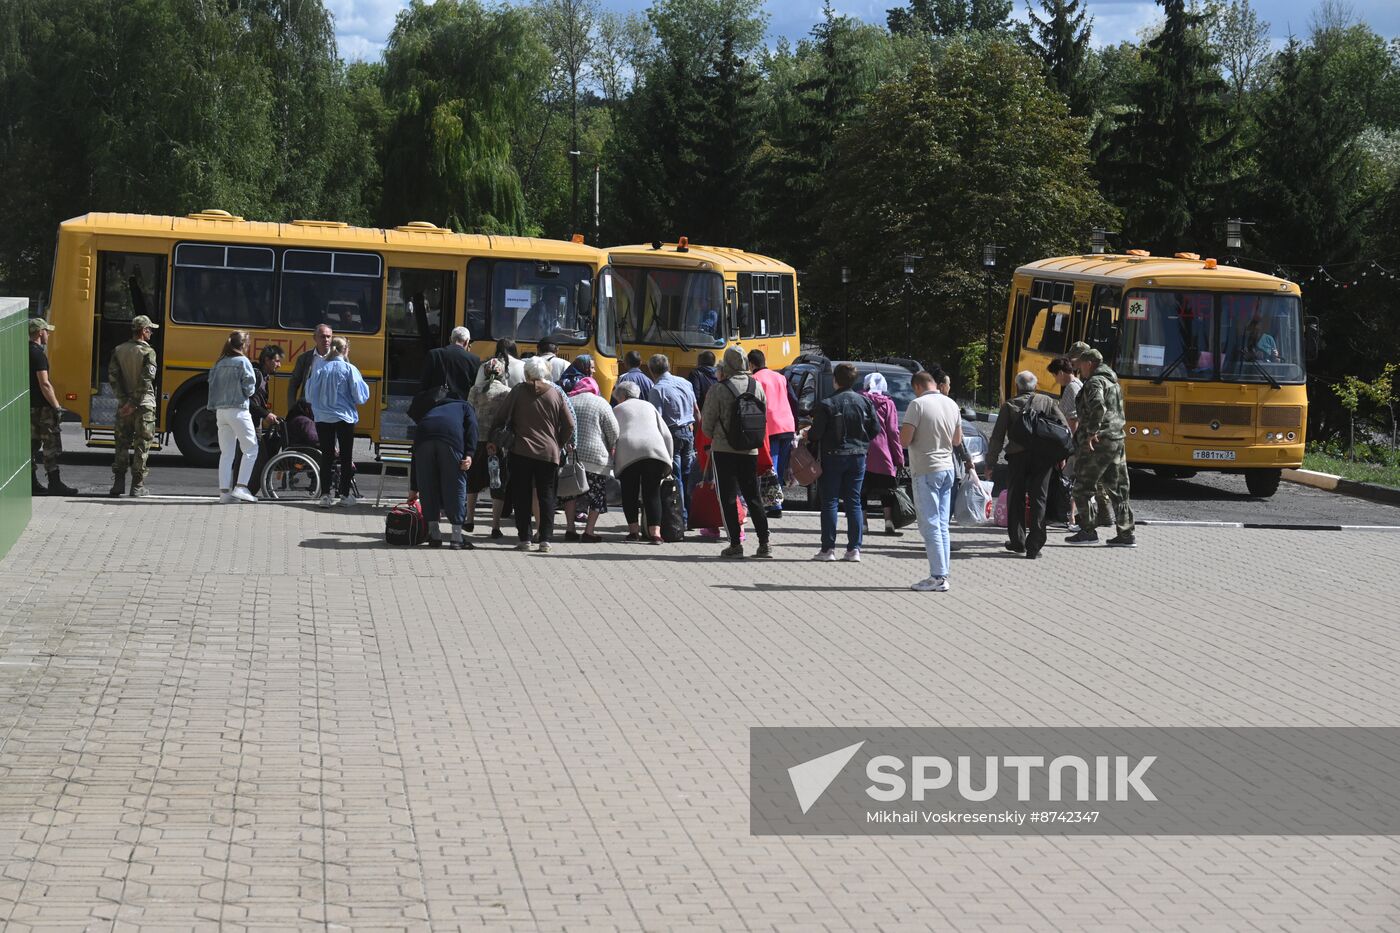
[958,478,993,526]
[759,470,784,508]
[993,489,1009,528]
[689,460,748,530]
[790,442,822,486]
[891,485,918,528]
[557,451,589,500]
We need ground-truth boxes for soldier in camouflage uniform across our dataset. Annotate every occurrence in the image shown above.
[28,317,79,496]
[1065,341,1114,530]
[108,314,161,497]
[1065,347,1136,547]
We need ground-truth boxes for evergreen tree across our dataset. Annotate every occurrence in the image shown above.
[1098,0,1233,254]
[1022,0,1094,117]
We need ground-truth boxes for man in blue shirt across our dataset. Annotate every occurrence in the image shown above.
[616,350,655,397]
[647,353,699,529]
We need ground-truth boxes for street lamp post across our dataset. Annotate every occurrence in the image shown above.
[568,148,582,237]
[840,266,851,359]
[981,244,1003,407]
[1226,218,1253,264]
[901,253,922,360]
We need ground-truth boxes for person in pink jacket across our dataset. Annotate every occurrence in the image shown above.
[860,372,906,535]
[747,348,797,518]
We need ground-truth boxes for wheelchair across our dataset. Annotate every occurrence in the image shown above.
[259,423,361,501]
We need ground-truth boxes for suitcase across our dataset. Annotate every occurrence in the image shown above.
[385,500,428,545]
[658,476,686,542]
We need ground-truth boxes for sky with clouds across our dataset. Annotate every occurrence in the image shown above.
[327,0,1399,63]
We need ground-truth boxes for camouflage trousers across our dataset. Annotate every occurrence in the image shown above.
[1064,454,1113,528]
[30,406,63,474]
[113,407,156,486]
[1072,438,1134,535]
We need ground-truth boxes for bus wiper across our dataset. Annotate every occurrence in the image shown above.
[1152,348,1191,384]
[1244,354,1281,390]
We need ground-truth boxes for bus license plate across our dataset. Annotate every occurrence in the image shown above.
[1192,449,1237,461]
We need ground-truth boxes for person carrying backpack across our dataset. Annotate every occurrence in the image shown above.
[983,370,1069,559]
[808,363,880,562]
[699,346,773,559]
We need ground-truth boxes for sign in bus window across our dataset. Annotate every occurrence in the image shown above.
[487,260,591,345]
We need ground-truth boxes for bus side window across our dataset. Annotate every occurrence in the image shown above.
[1089,284,1122,362]
[737,274,755,339]
[466,259,490,340]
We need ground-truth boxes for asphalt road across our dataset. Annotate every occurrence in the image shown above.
[38,425,1400,527]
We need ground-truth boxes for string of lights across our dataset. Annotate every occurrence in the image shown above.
[1225,255,1400,288]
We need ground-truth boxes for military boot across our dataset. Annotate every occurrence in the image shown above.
[32,468,46,496]
[109,474,126,497]
[129,481,149,498]
[46,470,78,496]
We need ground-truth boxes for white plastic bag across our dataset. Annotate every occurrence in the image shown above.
[959,478,993,526]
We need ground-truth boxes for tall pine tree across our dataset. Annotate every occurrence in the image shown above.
[1022,0,1094,117]
[1098,0,1233,254]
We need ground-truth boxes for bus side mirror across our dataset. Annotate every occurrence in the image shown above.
[577,280,593,316]
[1304,316,1322,361]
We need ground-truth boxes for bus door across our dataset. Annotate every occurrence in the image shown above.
[1003,285,1029,402]
[93,251,166,436]
[382,267,455,443]
[1088,284,1123,363]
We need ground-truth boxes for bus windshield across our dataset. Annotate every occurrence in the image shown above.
[614,267,726,348]
[488,260,591,345]
[1117,290,1304,385]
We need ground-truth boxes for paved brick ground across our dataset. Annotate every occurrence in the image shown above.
[1,497,1397,931]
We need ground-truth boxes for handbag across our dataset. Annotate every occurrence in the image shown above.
[689,459,747,530]
[890,485,918,528]
[658,475,686,542]
[790,441,822,486]
[385,500,427,545]
[759,470,784,508]
[556,450,589,500]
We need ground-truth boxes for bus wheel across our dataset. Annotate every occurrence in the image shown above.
[1244,468,1282,498]
[172,389,220,467]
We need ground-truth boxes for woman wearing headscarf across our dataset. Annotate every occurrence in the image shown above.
[860,372,905,536]
[474,338,526,390]
[562,374,618,542]
[557,354,595,395]
[467,357,514,539]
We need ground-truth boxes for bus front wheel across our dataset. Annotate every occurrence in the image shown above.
[172,389,220,468]
[1244,468,1282,498]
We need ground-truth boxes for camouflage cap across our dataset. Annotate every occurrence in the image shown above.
[1066,341,1091,360]
[28,317,55,334]
[1081,348,1104,364]
[131,315,160,330]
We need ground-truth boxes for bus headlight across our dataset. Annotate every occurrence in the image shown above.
[1129,426,1138,435]
[1265,432,1275,441]
[1152,428,1161,437]
[1287,432,1296,441]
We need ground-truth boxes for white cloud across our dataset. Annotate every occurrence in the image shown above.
[327,0,406,61]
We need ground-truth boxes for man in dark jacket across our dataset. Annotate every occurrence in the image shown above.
[244,344,284,496]
[420,326,481,399]
[808,362,880,562]
[688,350,719,406]
[288,323,333,402]
[984,370,1070,558]
[407,392,479,549]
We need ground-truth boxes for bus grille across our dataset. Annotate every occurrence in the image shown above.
[1125,384,1169,397]
[1260,406,1303,428]
[1125,401,1171,423]
[1179,404,1253,426]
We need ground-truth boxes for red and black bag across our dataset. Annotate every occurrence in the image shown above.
[385,500,428,545]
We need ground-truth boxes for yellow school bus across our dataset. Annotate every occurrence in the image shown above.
[1001,252,1309,497]
[605,241,801,375]
[44,211,614,465]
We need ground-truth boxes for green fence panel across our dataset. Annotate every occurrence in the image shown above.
[0,297,32,560]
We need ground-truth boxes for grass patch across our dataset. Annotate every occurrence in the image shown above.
[1302,451,1400,489]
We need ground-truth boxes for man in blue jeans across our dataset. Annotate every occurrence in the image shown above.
[808,362,880,562]
[900,370,964,592]
[646,353,699,529]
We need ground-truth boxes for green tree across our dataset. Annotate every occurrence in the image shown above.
[887,0,1013,37]
[1097,0,1233,254]
[810,39,1113,364]
[379,0,549,234]
[1021,0,1095,116]
[1209,0,1270,103]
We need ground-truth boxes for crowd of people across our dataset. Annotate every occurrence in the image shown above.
[30,312,1137,590]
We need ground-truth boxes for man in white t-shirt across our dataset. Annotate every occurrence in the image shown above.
[900,370,963,592]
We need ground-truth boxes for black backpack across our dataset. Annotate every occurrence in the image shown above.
[726,380,768,449]
[1009,403,1074,462]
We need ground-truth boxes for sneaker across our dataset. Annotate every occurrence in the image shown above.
[1025,550,1043,559]
[754,543,774,559]
[883,524,904,537]
[765,509,783,519]
[720,544,745,559]
[1004,541,1025,554]
[451,539,474,550]
[515,541,532,551]
[910,576,950,592]
[231,487,257,503]
[129,484,148,498]
[811,549,838,562]
[219,492,234,504]
[581,533,603,543]
[842,549,861,562]
[537,542,552,554]
[427,537,443,548]
[320,495,336,508]
[1067,523,1081,533]
[1106,532,1137,548]
[1065,529,1099,545]
[340,493,361,507]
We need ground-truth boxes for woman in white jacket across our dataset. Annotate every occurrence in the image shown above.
[206,331,259,503]
[611,381,674,543]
